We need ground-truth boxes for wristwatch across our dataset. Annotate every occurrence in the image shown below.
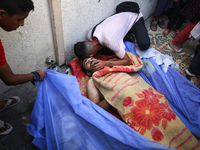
[31,71,40,85]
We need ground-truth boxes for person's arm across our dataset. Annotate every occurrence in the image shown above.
[0,63,46,85]
[91,52,132,72]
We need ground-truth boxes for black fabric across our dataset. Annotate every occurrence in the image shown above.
[166,0,187,29]
[116,1,140,14]
[179,0,200,21]
[188,45,200,76]
[125,17,150,50]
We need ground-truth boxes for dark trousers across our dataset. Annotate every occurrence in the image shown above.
[167,0,186,30]
[188,45,200,76]
[126,17,150,51]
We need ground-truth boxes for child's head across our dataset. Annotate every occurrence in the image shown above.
[0,0,34,31]
[81,57,97,76]
[0,0,34,16]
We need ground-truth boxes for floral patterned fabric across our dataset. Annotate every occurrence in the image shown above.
[92,52,200,150]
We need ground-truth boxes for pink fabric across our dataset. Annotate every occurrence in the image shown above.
[172,22,198,46]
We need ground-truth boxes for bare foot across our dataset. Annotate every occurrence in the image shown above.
[0,96,20,112]
[0,99,18,110]
[0,122,10,133]
[0,120,13,135]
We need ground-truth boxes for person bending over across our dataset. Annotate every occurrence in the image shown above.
[74,11,150,71]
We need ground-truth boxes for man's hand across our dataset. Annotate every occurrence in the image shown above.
[91,52,132,72]
[36,70,46,81]
[91,60,106,72]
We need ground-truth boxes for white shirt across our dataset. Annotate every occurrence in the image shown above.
[87,12,143,59]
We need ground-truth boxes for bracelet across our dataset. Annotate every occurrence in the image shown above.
[31,71,40,85]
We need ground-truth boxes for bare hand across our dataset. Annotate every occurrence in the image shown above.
[91,60,105,72]
[36,70,46,81]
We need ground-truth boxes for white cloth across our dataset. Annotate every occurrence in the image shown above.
[136,47,179,73]
[190,21,200,41]
[87,12,143,59]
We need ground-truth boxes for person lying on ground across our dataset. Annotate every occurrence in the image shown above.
[81,57,111,110]
[0,0,46,135]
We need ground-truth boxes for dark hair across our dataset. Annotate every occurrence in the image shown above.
[74,41,89,59]
[81,60,88,74]
[0,0,34,15]
[81,57,93,76]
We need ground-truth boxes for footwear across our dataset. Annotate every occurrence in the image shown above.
[158,19,166,29]
[174,29,180,36]
[168,42,185,55]
[150,17,158,31]
[167,45,185,55]
[0,96,20,113]
[186,69,195,77]
[163,29,171,36]
[0,120,13,135]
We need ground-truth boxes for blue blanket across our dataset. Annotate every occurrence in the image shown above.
[125,42,200,138]
[27,70,173,150]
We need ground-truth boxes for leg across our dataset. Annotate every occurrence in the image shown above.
[172,22,198,46]
[87,78,110,110]
[97,99,110,110]
[130,17,150,51]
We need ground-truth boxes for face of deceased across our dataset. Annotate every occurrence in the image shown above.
[82,57,97,75]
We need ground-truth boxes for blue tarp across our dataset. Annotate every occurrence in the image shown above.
[27,70,173,150]
[125,42,200,138]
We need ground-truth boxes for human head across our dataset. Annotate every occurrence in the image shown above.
[81,57,97,76]
[74,41,95,59]
[0,0,34,31]
[0,0,34,16]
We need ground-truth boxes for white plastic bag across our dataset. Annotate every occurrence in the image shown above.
[191,21,200,40]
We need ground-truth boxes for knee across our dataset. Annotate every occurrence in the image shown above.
[138,41,151,51]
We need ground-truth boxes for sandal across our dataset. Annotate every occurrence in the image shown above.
[186,69,195,77]
[163,29,171,36]
[168,41,185,55]
[0,120,13,135]
[0,96,20,113]
[158,19,166,29]
[150,17,158,31]
[174,29,180,36]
